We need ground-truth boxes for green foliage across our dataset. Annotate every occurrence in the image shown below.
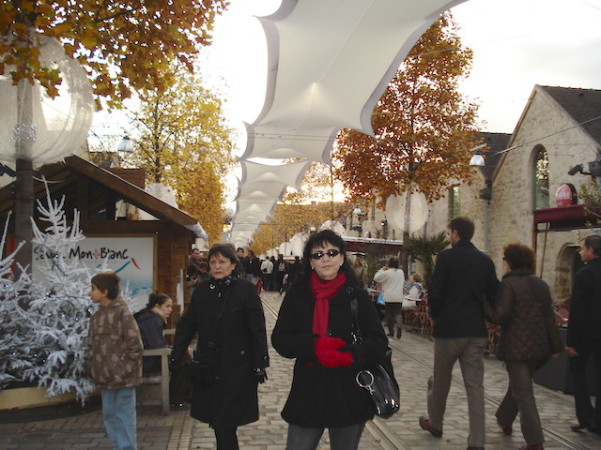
[580,178,601,225]
[404,231,449,287]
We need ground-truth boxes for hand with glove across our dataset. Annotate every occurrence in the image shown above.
[254,368,268,384]
[315,336,354,368]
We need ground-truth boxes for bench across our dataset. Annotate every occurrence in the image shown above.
[138,347,171,415]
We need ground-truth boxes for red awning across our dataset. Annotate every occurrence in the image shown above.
[533,204,597,231]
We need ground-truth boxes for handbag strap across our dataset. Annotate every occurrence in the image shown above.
[350,297,363,344]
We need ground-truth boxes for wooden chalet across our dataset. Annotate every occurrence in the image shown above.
[0,155,205,323]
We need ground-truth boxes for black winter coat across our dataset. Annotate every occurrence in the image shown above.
[271,276,388,428]
[484,269,563,362]
[135,309,165,374]
[171,276,269,428]
[567,257,601,347]
[428,239,499,338]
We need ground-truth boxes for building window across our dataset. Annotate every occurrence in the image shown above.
[448,186,460,219]
[532,145,549,209]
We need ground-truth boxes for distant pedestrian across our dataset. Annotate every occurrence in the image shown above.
[373,258,405,338]
[244,249,262,285]
[350,254,368,287]
[275,254,288,293]
[419,216,498,450]
[261,257,274,291]
[87,272,143,450]
[566,234,601,435]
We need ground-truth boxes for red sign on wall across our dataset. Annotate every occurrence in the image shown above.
[555,183,578,207]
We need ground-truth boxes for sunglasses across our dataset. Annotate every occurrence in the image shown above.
[310,249,341,260]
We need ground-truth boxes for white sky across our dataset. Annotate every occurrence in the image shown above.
[88,0,601,210]
[198,0,601,138]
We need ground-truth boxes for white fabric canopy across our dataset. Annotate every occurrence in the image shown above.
[230,0,465,245]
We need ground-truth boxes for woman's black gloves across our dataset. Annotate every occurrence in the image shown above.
[253,368,268,384]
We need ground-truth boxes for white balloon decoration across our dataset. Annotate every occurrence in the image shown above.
[0,35,94,165]
[386,191,429,233]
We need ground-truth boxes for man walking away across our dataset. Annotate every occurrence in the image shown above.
[566,234,601,435]
[419,216,499,450]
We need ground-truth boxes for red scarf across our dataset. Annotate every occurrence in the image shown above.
[311,271,347,337]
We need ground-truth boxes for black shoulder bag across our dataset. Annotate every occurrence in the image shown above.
[351,298,400,419]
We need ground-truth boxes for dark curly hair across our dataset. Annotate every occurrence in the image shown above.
[503,243,535,272]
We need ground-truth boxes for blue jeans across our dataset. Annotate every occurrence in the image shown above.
[101,387,137,450]
[286,423,364,450]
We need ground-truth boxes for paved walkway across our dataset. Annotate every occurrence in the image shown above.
[1,291,599,449]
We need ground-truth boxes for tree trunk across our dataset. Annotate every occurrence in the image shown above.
[14,79,35,276]
[15,159,34,276]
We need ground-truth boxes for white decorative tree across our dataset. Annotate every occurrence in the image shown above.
[1,181,139,402]
[18,182,96,401]
[0,214,28,389]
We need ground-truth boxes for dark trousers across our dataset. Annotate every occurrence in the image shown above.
[286,422,365,450]
[569,340,601,427]
[214,427,238,450]
[384,303,402,336]
[496,360,544,445]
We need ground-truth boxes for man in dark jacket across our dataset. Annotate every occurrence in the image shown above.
[419,216,498,450]
[566,234,601,434]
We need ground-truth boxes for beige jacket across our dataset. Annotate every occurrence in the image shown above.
[87,296,143,389]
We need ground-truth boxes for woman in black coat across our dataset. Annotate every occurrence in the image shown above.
[272,229,388,450]
[171,243,269,450]
[484,243,563,450]
[134,292,173,374]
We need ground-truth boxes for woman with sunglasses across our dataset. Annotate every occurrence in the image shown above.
[272,229,388,450]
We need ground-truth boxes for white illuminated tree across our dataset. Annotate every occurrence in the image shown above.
[19,182,96,401]
[0,215,27,389]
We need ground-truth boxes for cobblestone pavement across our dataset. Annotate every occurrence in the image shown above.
[1,290,599,449]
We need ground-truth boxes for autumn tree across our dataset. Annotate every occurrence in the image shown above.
[334,13,480,204]
[1,0,228,107]
[124,67,235,244]
[284,160,349,214]
[2,0,227,272]
[250,201,350,256]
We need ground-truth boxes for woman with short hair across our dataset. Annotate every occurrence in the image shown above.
[272,229,388,450]
[484,243,563,450]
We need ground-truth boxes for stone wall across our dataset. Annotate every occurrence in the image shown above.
[413,86,599,302]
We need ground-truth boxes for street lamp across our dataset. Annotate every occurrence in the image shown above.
[469,148,491,254]
[117,136,134,153]
[469,151,485,167]
[351,207,366,236]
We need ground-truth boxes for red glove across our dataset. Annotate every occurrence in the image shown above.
[315,337,354,368]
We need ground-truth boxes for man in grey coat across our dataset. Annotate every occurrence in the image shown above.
[419,216,498,450]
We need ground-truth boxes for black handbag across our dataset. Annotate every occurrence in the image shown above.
[351,298,400,419]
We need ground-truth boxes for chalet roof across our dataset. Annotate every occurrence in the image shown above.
[0,155,206,238]
[540,85,601,144]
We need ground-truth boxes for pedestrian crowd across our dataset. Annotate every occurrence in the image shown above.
[84,220,601,450]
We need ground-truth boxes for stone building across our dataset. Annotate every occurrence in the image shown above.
[426,85,601,303]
